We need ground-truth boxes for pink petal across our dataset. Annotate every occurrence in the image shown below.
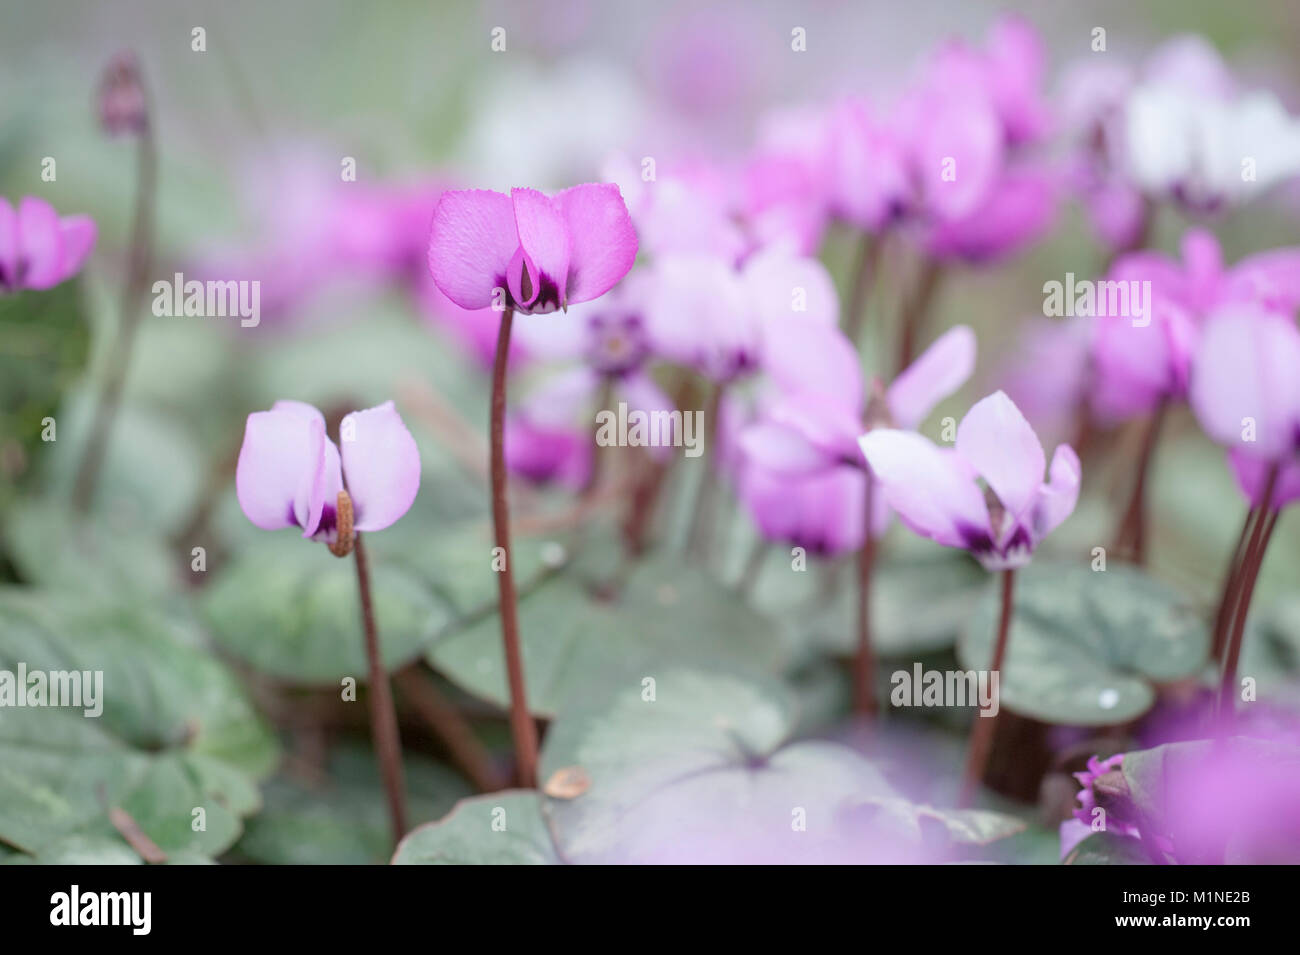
[339,401,421,532]
[762,320,863,412]
[1031,444,1081,539]
[17,196,64,290]
[237,405,340,537]
[887,324,976,430]
[427,189,518,310]
[1190,309,1300,459]
[955,390,1045,520]
[519,366,599,429]
[505,417,590,489]
[57,215,97,280]
[743,246,839,328]
[737,420,831,477]
[1228,449,1300,510]
[555,182,638,305]
[509,187,570,310]
[0,198,17,290]
[858,429,989,549]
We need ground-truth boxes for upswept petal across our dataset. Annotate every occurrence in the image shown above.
[1031,444,1081,540]
[955,390,1045,520]
[339,401,421,532]
[555,182,638,305]
[887,325,976,430]
[510,187,570,309]
[858,429,989,549]
[427,189,518,310]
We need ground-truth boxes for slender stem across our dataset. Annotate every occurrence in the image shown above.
[393,666,502,793]
[1210,507,1258,664]
[844,233,881,345]
[1112,398,1168,564]
[896,259,942,375]
[685,382,723,561]
[353,534,408,843]
[72,91,158,512]
[853,473,877,716]
[1219,465,1281,716]
[960,569,1015,806]
[735,536,770,597]
[489,307,540,788]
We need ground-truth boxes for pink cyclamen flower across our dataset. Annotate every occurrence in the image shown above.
[0,197,96,293]
[1190,308,1300,510]
[859,390,1080,570]
[1058,753,1142,859]
[1092,229,1300,422]
[236,400,420,544]
[736,325,976,547]
[426,183,637,314]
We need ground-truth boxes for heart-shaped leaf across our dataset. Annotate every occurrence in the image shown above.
[958,563,1209,725]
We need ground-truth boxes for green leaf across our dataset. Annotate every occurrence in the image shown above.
[0,588,277,860]
[4,497,180,601]
[537,669,998,863]
[202,534,454,684]
[957,563,1209,725]
[798,552,988,659]
[1064,831,1151,865]
[391,790,561,865]
[428,557,785,718]
[40,390,204,538]
[0,282,90,506]
[236,745,473,865]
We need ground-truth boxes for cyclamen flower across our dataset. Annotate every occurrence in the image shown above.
[860,390,1080,570]
[1123,36,1300,213]
[643,243,841,384]
[1190,309,1300,510]
[504,276,674,487]
[1058,754,1141,859]
[735,325,975,550]
[427,183,637,314]
[0,197,96,293]
[236,400,420,547]
[1092,229,1300,422]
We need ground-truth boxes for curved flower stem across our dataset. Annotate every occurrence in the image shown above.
[1218,464,1281,718]
[853,473,877,716]
[1210,507,1258,663]
[896,259,942,375]
[844,233,881,346]
[685,381,723,562]
[393,666,503,793]
[1111,397,1168,564]
[353,533,408,843]
[72,80,158,513]
[490,307,540,788]
[959,568,1015,806]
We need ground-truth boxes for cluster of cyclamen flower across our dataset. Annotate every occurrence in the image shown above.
[17,17,1300,853]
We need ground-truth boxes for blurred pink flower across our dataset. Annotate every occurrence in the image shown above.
[737,325,976,546]
[1189,308,1300,510]
[0,196,96,292]
[236,400,420,544]
[427,183,637,314]
[860,390,1080,570]
[1093,229,1300,422]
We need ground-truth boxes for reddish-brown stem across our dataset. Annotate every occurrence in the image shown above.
[844,233,881,345]
[685,382,723,561]
[73,78,157,512]
[353,534,408,843]
[896,259,942,375]
[853,474,877,716]
[489,308,540,788]
[1219,466,1281,717]
[1210,507,1258,663]
[394,666,502,793]
[1112,398,1168,564]
[960,569,1015,806]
